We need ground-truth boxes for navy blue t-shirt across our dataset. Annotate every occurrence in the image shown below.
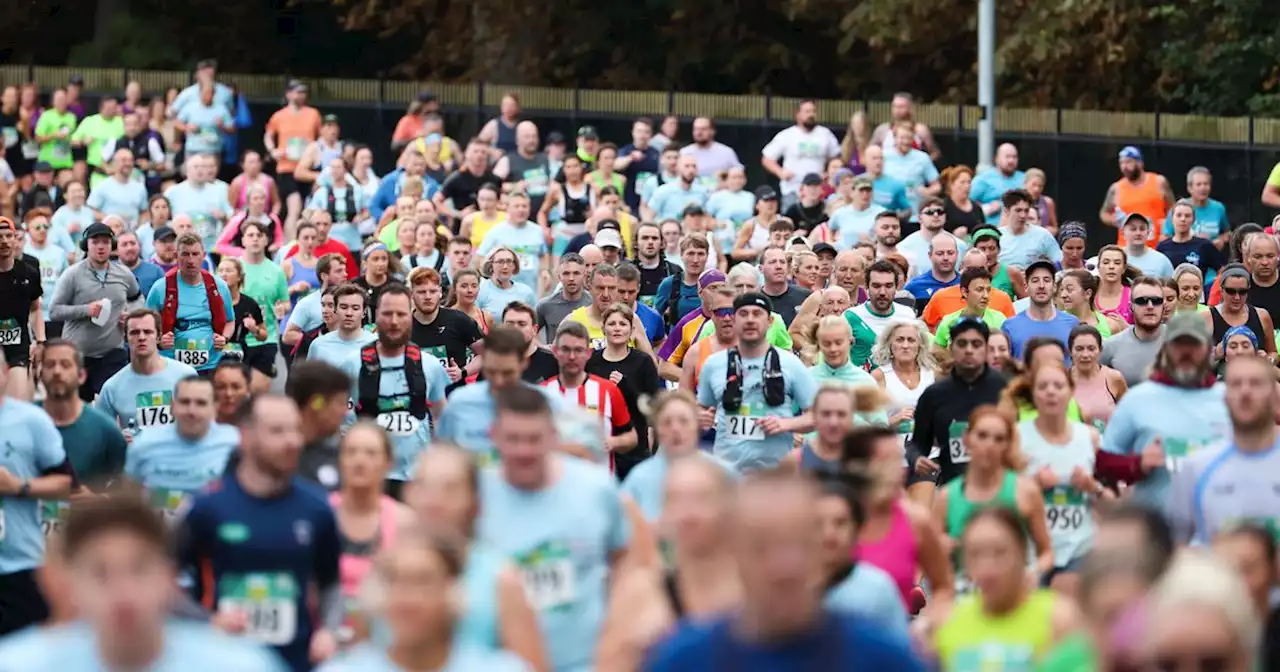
[643,612,925,671]
[177,474,340,672]
[619,144,661,211]
[1157,236,1224,278]
[903,270,960,306]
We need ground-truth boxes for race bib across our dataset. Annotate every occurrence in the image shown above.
[1163,437,1204,473]
[148,487,190,521]
[135,391,174,427]
[423,344,449,369]
[377,411,420,437]
[0,318,21,346]
[952,644,1036,671]
[199,129,219,146]
[39,264,57,282]
[727,405,765,441]
[2,127,17,148]
[522,168,549,196]
[52,139,70,160]
[589,337,607,351]
[174,338,211,368]
[518,542,577,611]
[218,573,299,645]
[40,500,70,537]
[948,421,970,464]
[518,253,539,271]
[285,138,307,162]
[22,140,38,159]
[1045,487,1087,532]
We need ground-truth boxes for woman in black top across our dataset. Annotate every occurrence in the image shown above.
[941,165,983,237]
[215,257,267,367]
[586,303,662,478]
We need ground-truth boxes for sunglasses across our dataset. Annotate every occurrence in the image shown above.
[1222,287,1249,296]
[30,224,48,231]
[713,307,735,318]
[1133,296,1165,307]
[921,208,945,216]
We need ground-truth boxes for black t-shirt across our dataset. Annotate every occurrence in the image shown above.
[524,347,559,384]
[764,284,812,326]
[410,308,483,392]
[440,170,501,215]
[354,276,389,327]
[944,198,984,234]
[782,201,828,234]
[19,184,63,220]
[0,258,42,347]
[1156,237,1224,277]
[228,294,264,350]
[586,349,662,458]
[636,258,680,302]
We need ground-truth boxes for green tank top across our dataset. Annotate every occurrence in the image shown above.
[1090,311,1112,339]
[992,264,1014,295]
[945,471,1022,589]
[936,589,1057,671]
[1017,399,1084,422]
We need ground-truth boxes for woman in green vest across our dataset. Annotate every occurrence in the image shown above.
[930,405,1054,594]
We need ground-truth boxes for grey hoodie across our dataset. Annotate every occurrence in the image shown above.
[49,259,143,357]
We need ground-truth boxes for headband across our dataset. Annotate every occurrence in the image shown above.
[361,242,389,259]
[1222,325,1258,351]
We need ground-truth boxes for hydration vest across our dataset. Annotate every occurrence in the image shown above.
[355,343,429,420]
[161,269,228,336]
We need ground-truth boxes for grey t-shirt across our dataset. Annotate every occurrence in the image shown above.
[535,290,591,342]
[764,285,813,327]
[1101,326,1165,387]
[1167,437,1280,545]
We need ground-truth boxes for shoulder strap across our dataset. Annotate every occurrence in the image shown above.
[433,249,446,272]
[664,273,683,328]
[161,270,180,334]
[404,344,429,419]
[355,344,381,417]
[200,270,228,335]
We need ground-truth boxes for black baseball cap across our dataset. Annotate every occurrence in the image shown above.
[801,173,823,186]
[32,161,52,173]
[1025,258,1057,280]
[153,225,177,242]
[682,204,705,218]
[546,131,566,145]
[83,222,115,242]
[416,90,437,103]
[754,185,779,201]
[577,125,599,140]
[813,242,837,257]
[734,292,774,314]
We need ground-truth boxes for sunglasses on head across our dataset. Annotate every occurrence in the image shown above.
[713,307,735,318]
[1133,296,1165,306]
[921,208,945,216]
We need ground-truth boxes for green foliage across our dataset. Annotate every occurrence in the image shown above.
[67,13,184,70]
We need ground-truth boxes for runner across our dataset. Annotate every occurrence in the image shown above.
[543,321,638,465]
[0,497,284,669]
[1102,311,1229,507]
[907,318,1007,488]
[281,360,354,489]
[447,269,494,337]
[968,227,1026,299]
[178,393,342,671]
[803,318,887,425]
[212,359,252,425]
[1067,325,1127,430]
[1058,270,1122,337]
[281,250,346,357]
[869,320,938,497]
[215,257,266,367]
[145,234,234,376]
[930,507,1078,670]
[678,285,736,392]
[216,186,286,257]
[165,154,233,250]
[655,234,711,330]
[585,303,662,477]
[291,288,340,364]
[1118,213,1174,278]
[476,246,537,321]
[315,529,531,671]
[96,309,197,441]
[844,260,917,367]
[408,267,485,388]
[263,80,322,231]
[0,348,73,635]
[87,147,148,226]
[231,220,289,389]
[477,384,631,672]
[125,375,239,521]
[476,192,548,293]
[401,445,547,668]
[1172,264,1207,314]
[1205,264,1276,356]
[1002,259,1078,359]
[0,216,44,400]
[933,267,1004,348]
[501,302,559,384]
[306,283,375,400]
[1100,146,1174,248]
[695,293,817,473]
[1168,355,1280,545]
[1100,276,1171,387]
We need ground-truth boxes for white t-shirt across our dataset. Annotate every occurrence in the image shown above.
[761,125,841,196]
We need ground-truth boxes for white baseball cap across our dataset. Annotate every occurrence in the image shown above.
[594,229,624,250]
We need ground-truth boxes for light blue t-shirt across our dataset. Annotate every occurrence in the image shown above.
[872,175,912,212]
[970,168,1026,224]
[1162,198,1230,240]
[0,621,286,671]
[477,222,548,291]
[639,172,676,206]
[620,451,738,523]
[829,203,887,249]
[317,643,529,672]
[171,82,235,117]
[306,330,379,408]
[435,381,567,464]
[997,225,1063,269]
[285,290,325,333]
[881,149,939,220]
[476,278,537,321]
[1001,310,1079,360]
[477,456,630,672]
[365,353,449,481]
[177,103,232,156]
[0,399,66,574]
[1102,380,1230,506]
[1167,437,1280,546]
[1125,248,1175,279]
[86,177,149,227]
[24,242,69,320]
[648,181,710,221]
[705,189,756,226]
[95,359,199,438]
[125,423,239,519]
[50,204,95,249]
[825,563,911,640]
[696,348,820,473]
[145,273,235,372]
[164,181,233,249]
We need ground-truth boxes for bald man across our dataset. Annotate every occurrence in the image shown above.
[921,247,1016,328]
[970,143,1026,224]
[493,120,551,214]
[788,250,865,350]
[903,233,960,303]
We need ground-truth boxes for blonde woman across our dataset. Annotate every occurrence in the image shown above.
[790,249,822,293]
[840,111,871,175]
[870,320,939,502]
[1172,263,1208,313]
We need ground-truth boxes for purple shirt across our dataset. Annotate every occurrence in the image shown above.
[656,307,711,362]
[30,102,86,132]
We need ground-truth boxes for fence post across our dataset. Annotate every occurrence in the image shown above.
[1247,116,1256,223]
[666,89,674,120]
[572,86,581,127]
[763,89,772,126]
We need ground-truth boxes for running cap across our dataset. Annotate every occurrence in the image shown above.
[1163,311,1211,346]
[1121,212,1151,229]
[969,226,1002,246]
[0,217,16,234]
[813,242,837,257]
[153,225,177,242]
[546,131,566,145]
[1119,146,1143,162]
[577,125,599,140]
[1024,258,1057,281]
[801,173,823,186]
[754,185,779,201]
[32,161,53,173]
[851,174,874,189]
[322,114,340,125]
[594,229,623,250]
[698,269,727,290]
[733,292,773,314]
[682,204,705,218]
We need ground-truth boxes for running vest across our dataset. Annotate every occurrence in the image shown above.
[1113,173,1167,248]
[495,119,518,155]
[935,589,1056,670]
[355,344,429,421]
[161,269,228,336]
[945,471,1021,590]
[326,186,357,224]
[561,182,591,225]
[504,151,550,211]
[1018,420,1096,568]
[991,264,1014,296]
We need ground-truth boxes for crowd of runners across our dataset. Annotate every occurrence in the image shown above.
[0,66,1277,670]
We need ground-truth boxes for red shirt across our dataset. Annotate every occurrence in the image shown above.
[287,239,358,280]
[542,374,633,470]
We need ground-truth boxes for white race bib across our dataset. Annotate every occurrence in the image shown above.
[522,559,576,611]
[727,411,765,441]
[174,348,210,367]
[377,410,420,436]
[0,319,21,346]
[218,573,299,645]
[1046,504,1086,532]
[135,404,173,428]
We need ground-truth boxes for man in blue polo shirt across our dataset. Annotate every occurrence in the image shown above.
[903,233,960,305]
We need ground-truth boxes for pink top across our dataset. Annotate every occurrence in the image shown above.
[1073,369,1117,428]
[214,211,286,257]
[1095,284,1133,325]
[329,493,401,598]
[235,174,277,211]
[855,500,917,606]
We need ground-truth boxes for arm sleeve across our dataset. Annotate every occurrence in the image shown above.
[1166,459,1199,544]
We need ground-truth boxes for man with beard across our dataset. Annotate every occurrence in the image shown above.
[1103,311,1229,508]
[144,234,234,377]
[352,284,448,499]
[1101,276,1169,386]
[407,267,484,392]
[680,117,741,180]
[903,233,960,305]
[177,393,343,670]
[1169,355,1280,545]
[1001,259,1079,360]
[872,211,904,261]
[761,99,841,212]
[845,260,916,368]
[1099,146,1174,248]
[535,252,591,342]
[898,196,967,274]
[117,230,164,295]
[647,154,708,223]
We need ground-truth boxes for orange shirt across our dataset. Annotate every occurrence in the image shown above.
[1114,173,1167,249]
[392,115,425,144]
[921,285,1015,329]
[266,106,322,173]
